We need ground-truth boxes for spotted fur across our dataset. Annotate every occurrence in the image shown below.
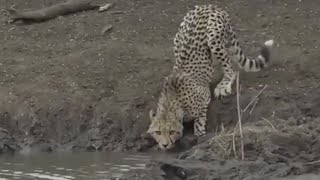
[148,4,274,150]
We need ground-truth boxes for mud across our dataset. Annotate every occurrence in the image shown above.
[0,0,320,179]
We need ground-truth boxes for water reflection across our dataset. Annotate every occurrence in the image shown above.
[0,152,156,179]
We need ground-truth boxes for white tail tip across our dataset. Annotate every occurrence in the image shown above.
[264,39,274,47]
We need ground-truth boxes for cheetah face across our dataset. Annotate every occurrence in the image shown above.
[147,109,184,150]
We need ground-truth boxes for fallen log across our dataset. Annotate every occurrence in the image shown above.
[8,0,101,23]
[98,2,114,12]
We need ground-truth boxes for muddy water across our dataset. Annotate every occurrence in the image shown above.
[0,151,167,180]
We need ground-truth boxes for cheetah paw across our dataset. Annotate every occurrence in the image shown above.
[214,82,232,98]
[194,130,206,136]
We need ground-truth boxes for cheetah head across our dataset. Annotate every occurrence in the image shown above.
[147,109,184,150]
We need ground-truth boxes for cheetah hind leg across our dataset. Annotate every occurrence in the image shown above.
[210,44,236,99]
[214,75,235,98]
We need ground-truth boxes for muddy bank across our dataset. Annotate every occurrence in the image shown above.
[123,115,320,179]
[122,159,320,180]
[0,90,153,153]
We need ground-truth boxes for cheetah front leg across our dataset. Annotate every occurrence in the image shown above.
[194,113,207,136]
[209,41,236,98]
[192,87,211,136]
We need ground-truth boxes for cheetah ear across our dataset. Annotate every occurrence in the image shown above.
[149,109,156,121]
[176,108,184,123]
[163,76,169,87]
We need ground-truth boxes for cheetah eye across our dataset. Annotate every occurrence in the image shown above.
[155,131,161,135]
[169,131,176,135]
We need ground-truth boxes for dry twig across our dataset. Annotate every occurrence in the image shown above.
[262,117,276,129]
[304,159,320,165]
[101,25,113,35]
[243,85,268,113]
[236,71,244,160]
[109,11,125,14]
[249,98,259,115]
[232,122,239,158]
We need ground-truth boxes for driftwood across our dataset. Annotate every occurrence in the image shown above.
[101,25,113,35]
[8,0,102,23]
[98,2,114,12]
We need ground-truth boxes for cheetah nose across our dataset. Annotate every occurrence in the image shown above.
[162,143,169,148]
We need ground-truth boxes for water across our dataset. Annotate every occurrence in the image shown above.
[0,151,165,180]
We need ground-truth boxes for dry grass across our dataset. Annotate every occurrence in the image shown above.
[209,121,277,159]
[210,71,270,160]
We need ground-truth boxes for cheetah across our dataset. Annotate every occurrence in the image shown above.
[147,4,274,150]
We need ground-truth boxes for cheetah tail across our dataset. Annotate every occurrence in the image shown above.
[236,39,274,72]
